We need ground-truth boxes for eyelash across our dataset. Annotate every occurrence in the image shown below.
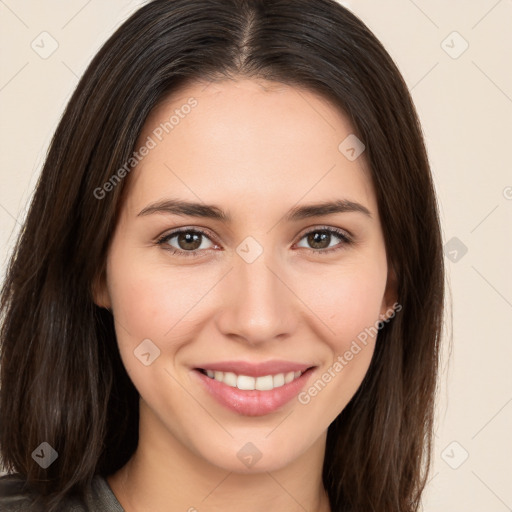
[156,226,353,258]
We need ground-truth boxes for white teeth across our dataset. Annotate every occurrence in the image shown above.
[223,372,237,387]
[255,375,274,391]
[203,369,306,390]
[273,373,285,388]
[237,375,255,390]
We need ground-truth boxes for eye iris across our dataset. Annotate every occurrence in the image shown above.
[178,232,202,250]
[308,231,330,249]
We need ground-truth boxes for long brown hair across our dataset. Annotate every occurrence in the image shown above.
[0,1,444,510]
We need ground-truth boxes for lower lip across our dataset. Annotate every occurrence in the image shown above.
[193,368,315,416]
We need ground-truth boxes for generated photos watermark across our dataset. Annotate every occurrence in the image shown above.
[298,302,402,405]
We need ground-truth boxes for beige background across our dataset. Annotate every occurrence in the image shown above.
[1,1,511,510]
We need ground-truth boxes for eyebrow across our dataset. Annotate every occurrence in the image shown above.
[137,198,372,221]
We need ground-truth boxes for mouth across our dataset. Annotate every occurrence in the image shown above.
[192,361,317,416]
[197,368,307,390]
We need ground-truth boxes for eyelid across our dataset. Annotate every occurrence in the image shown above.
[156,226,219,252]
[295,224,353,243]
[156,224,353,257]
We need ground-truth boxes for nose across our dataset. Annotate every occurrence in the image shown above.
[215,248,299,346]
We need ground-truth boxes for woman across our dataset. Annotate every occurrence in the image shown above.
[0,0,444,510]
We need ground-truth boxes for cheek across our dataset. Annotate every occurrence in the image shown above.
[105,259,214,412]
[106,252,219,361]
[292,260,386,413]
[296,258,388,347]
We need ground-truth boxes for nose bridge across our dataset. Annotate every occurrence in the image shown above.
[217,244,297,343]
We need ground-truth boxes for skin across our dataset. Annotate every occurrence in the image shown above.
[94,77,397,512]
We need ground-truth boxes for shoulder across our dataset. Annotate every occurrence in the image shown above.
[0,473,39,511]
[0,473,124,511]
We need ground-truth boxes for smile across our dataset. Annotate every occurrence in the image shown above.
[199,369,305,390]
[193,361,316,416]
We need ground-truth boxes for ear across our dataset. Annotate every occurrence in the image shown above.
[91,266,112,310]
[379,263,399,320]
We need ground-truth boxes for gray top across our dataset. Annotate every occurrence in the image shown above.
[0,473,124,511]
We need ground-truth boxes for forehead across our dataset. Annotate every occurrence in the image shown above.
[122,78,376,216]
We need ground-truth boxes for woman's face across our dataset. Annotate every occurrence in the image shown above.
[96,78,396,473]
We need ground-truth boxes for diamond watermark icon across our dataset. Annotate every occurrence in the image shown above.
[441,441,469,469]
[444,236,468,263]
[441,31,469,59]
[31,31,59,59]
[134,338,161,366]
[338,134,365,161]
[237,442,263,468]
[236,236,263,264]
[31,442,59,469]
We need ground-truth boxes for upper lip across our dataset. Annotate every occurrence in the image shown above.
[195,360,315,377]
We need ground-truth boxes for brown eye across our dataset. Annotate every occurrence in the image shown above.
[296,227,352,255]
[306,231,331,249]
[176,232,203,251]
[157,228,216,256]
